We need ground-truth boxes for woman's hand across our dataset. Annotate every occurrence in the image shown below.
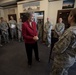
[33,36,39,41]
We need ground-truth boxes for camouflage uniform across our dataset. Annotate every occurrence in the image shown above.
[9,20,17,39]
[47,23,52,45]
[51,24,76,75]
[43,21,51,43]
[0,21,9,43]
[55,23,65,37]
[17,22,23,41]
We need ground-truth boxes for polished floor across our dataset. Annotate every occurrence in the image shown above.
[0,41,76,75]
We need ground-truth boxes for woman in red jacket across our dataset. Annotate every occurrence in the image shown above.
[22,13,40,66]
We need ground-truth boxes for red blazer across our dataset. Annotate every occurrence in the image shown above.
[22,21,38,44]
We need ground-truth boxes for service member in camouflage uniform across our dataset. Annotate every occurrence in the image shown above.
[9,16,17,40]
[47,22,52,47]
[51,18,65,51]
[55,18,65,37]
[0,17,9,43]
[43,18,51,44]
[51,8,76,75]
[17,18,23,42]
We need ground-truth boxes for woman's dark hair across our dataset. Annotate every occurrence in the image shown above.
[71,8,76,23]
[25,12,32,20]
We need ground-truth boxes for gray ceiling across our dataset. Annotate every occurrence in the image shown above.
[0,0,60,7]
[0,0,24,7]
[0,0,17,7]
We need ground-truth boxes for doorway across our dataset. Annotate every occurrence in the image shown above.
[34,11,44,41]
[8,14,17,21]
[57,9,72,29]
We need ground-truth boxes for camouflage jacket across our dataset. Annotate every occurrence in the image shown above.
[44,21,52,32]
[53,24,76,58]
[0,21,8,31]
[55,23,65,37]
[9,20,17,28]
[17,22,23,31]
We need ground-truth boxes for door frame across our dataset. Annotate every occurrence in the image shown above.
[34,11,44,41]
[56,9,72,29]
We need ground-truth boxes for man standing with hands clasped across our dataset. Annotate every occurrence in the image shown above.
[22,12,40,67]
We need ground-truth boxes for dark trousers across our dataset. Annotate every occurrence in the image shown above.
[25,42,39,65]
[0,35,1,44]
[49,37,58,62]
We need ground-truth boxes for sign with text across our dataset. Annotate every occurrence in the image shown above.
[23,1,40,12]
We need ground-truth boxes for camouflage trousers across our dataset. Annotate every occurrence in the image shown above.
[51,55,75,75]
[2,31,9,43]
[43,32,47,42]
[18,31,23,41]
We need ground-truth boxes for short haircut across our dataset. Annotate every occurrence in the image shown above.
[25,12,32,20]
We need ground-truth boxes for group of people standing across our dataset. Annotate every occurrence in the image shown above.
[0,17,9,46]
[36,8,76,75]
[0,16,23,46]
[43,17,65,48]
[0,8,76,75]
[21,12,65,67]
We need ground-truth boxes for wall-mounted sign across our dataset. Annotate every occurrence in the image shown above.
[22,0,43,3]
[62,0,75,9]
[48,0,60,2]
[23,6,40,12]
[23,1,40,12]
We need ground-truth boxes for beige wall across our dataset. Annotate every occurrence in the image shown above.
[17,3,23,23]
[40,0,48,23]
[3,7,18,22]
[48,0,76,28]
[17,0,76,26]
[17,0,48,23]
[74,0,76,8]
[0,7,4,17]
[48,1,62,27]
[0,0,76,25]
